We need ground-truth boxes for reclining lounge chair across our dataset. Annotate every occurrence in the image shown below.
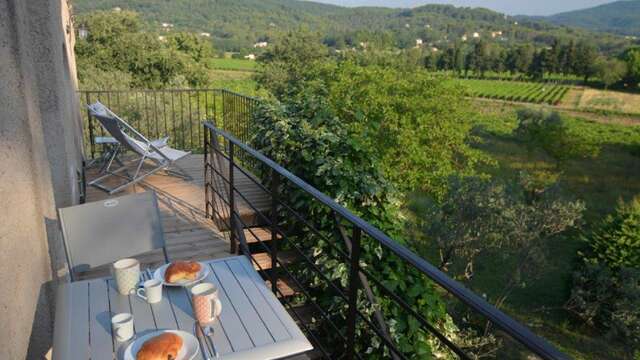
[87,101,191,194]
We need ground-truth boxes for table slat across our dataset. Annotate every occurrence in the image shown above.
[88,280,113,360]
[129,291,156,333]
[149,287,180,330]
[165,287,204,360]
[227,258,291,342]
[202,263,242,354]
[212,260,273,347]
[107,279,134,355]
[69,282,90,360]
[239,257,309,340]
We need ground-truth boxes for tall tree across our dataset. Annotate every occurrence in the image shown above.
[574,41,598,83]
[560,40,578,76]
[527,49,547,80]
[622,46,640,88]
[596,57,627,90]
[466,40,490,77]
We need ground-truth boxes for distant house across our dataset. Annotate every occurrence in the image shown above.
[415,38,423,47]
[158,36,166,42]
[161,23,174,30]
[359,41,369,49]
[405,23,411,28]
[431,47,439,52]
[461,34,468,41]
[112,7,121,12]
[78,28,88,39]
[200,32,211,37]
[253,41,268,48]
[473,32,480,38]
[244,54,256,60]
[490,31,503,38]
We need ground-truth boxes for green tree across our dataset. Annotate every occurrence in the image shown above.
[326,62,490,196]
[622,47,640,88]
[527,49,547,80]
[560,40,578,76]
[584,197,640,269]
[257,31,490,197]
[409,175,584,312]
[574,41,598,83]
[567,197,640,348]
[250,93,458,358]
[514,108,600,168]
[596,57,627,90]
[255,30,329,99]
[465,40,490,77]
[75,10,212,89]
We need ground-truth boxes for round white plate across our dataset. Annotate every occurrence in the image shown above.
[123,330,199,360]
[154,262,210,287]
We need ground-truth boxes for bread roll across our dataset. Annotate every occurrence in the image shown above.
[164,261,202,283]
[136,332,183,360]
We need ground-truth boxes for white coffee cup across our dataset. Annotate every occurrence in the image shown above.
[112,258,140,295]
[137,279,163,304]
[111,313,134,342]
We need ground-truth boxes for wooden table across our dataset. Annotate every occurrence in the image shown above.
[52,256,313,359]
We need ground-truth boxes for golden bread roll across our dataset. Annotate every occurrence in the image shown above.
[164,261,202,283]
[136,332,183,360]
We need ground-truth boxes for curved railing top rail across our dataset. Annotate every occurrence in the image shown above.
[204,121,569,360]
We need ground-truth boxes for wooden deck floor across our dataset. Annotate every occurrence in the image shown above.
[85,154,232,266]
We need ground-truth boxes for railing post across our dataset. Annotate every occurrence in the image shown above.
[85,92,95,159]
[270,169,280,294]
[204,125,209,219]
[228,141,237,254]
[346,227,361,360]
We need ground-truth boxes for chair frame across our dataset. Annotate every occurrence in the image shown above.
[87,101,192,194]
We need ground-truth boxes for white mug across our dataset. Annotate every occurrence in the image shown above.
[112,258,140,295]
[111,313,134,342]
[137,279,163,304]
[191,283,222,324]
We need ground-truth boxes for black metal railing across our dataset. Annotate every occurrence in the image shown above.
[79,89,257,159]
[203,122,569,360]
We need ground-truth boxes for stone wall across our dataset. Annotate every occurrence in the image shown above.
[0,0,83,358]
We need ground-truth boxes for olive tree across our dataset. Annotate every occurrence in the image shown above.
[408,174,585,311]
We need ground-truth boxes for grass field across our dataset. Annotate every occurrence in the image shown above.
[459,79,570,105]
[206,67,263,97]
[466,103,640,359]
[570,88,640,115]
[209,58,257,71]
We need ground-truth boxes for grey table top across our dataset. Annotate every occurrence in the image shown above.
[52,256,313,360]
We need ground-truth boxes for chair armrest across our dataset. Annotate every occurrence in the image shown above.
[150,137,170,148]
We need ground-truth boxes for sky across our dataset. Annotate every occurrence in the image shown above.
[305,0,616,16]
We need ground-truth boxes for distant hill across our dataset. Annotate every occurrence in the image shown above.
[545,0,640,36]
[71,0,632,52]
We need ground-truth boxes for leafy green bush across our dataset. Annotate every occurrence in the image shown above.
[75,10,213,89]
[250,91,460,358]
[514,108,600,166]
[568,197,640,348]
[567,264,640,348]
[583,197,640,269]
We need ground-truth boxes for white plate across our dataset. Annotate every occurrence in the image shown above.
[154,262,210,287]
[123,330,199,360]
